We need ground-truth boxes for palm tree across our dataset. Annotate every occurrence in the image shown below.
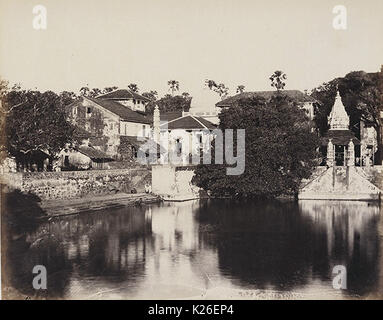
[167,80,179,96]
[182,92,191,100]
[128,83,139,93]
[269,71,287,91]
[205,79,229,99]
[236,85,245,93]
[205,79,217,90]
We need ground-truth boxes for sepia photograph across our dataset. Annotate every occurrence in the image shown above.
[0,0,383,307]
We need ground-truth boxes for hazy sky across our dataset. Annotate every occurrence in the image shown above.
[1,0,382,99]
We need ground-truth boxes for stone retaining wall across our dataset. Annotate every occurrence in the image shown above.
[355,166,383,191]
[0,168,151,200]
[152,165,200,199]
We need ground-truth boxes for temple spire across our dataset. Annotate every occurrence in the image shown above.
[153,105,160,143]
[328,90,349,130]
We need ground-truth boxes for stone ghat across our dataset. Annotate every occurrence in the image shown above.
[1,168,151,200]
[299,166,382,201]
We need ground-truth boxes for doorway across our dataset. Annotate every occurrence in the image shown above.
[335,145,345,166]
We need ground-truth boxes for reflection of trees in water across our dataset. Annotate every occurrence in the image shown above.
[195,199,380,295]
[2,189,72,298]
[299,201,380,296]
[84,209,148,279]
[5,236,72,298]
[6,206,154,298]
[6,199,381,298]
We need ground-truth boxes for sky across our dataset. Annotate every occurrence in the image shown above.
[0,0,382,102]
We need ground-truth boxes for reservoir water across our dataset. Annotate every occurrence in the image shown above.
[4,199,383,299]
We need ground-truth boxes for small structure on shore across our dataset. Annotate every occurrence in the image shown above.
[150,100,217,200]
[56,143,114,170]
[321,90,360,166]
[299,91,381,201]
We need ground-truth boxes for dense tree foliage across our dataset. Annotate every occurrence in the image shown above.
[142,90,158,101]
[311,69,383,163]
[59,90,77,105]
[146,94,191,115]
[3,89,74,158]
[192,93,320,198]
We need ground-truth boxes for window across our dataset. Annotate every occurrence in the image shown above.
[133,99,136,104]
[87,107,92,114]
[109,123,114,130]
[73,107,77,115]
[142,125,146,136]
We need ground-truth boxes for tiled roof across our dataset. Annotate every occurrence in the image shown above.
[216,90,318,107]
[161,115,216,130]
[78,146,114,160]
[160,111,183,122]
[195,116,218,129]
[321,130,360,146]
[87,97,151,124]
[96,89,152,102]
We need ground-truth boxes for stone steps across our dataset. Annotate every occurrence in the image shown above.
[299,167,381,200]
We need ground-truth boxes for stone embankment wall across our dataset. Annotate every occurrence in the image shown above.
[152,165,200,198]
[355,166,383,191]
[299,166,382,201]
[1,168,151,200]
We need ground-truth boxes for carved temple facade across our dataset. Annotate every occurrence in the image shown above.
[321,90,375,167]
[299,90,382,200]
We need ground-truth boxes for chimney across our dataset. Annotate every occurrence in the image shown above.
[153,105,160,143]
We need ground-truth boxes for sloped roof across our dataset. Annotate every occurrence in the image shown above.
[160,111,183,122]
[321,130,360,146]
[161,115,216,130]
[96,89,152,102]
[216,90,318,107]
[78,146,114,160]
[87,97,151,124]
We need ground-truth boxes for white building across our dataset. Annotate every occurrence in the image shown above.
[182,88,221,125]
[153,106,217,166]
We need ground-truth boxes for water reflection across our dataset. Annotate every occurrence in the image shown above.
[4,199,382,299]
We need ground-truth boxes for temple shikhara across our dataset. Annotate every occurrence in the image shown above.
[321,90,376,167]
[322,90,359,167]
[299,90,381,200]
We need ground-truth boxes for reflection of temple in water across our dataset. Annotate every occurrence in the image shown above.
[8,200,382,299]
[299,201,380,257]
[299,200,381,296]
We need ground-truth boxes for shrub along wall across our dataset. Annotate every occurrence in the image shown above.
[1,168,151,200]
